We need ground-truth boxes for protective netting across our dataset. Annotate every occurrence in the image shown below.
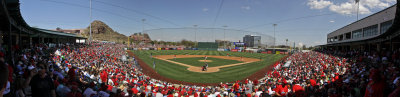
[142,28,275,47]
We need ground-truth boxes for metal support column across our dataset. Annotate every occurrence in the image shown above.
[8,23,13,63]
[29,37,32,48]
[390,36,393,51]
[18,30,21,45]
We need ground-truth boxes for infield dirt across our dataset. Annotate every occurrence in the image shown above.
[153,55,260,73]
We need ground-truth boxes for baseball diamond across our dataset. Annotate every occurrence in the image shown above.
[131,50,285,83]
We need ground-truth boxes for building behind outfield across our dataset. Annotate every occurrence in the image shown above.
[321,3,400,52]
[243,35,261,48]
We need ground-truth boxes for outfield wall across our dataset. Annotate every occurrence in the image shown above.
[197,42,218,51]
[130,47,291,55]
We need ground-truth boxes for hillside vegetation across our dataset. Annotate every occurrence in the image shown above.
[82,20,128,43]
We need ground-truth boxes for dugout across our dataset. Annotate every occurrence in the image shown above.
[197,42,218,51]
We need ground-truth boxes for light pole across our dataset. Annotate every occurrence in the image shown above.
[223,25,227,49]
[286,39,288,49]
[194,24,198,43]
[273,24,277,53]
[141,19,146,45]
[356,0,360,21]
[89,0,92,44]
[142,19,146,32]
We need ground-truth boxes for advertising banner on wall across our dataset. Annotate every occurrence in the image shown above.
[231,49,238,52]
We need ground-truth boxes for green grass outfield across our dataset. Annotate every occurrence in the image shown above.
[132,50,285,83]
[169,57,243,67]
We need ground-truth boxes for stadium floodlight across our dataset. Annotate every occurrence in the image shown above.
[194,25,198,42]
[194,25,198,48]
[142,19,146,31]
[273,24,277,53]
[89,0,92,44]
[286,39,288,49]
[355,0,360,20]
[141,19,146,44]
[223,25,228,49]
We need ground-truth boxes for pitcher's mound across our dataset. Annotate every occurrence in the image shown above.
[198,60,213,62]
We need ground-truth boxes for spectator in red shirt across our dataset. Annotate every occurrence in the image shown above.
[309,79,316,87]
[67,67,76,81]
[274,82,288,96]
[364,69,387,97]
[234,81,239,91]
[292,81,305,97]
[131,86,138,95]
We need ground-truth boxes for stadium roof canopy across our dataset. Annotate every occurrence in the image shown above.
[0,0,85,38]
[32,27,82,38]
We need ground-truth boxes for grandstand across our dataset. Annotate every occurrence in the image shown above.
[0,0,85,58]
[321,4,400,51]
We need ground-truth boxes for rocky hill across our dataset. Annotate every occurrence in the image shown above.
[82,20,128,43]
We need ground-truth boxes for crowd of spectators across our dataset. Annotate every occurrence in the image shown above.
[0,42,399,97]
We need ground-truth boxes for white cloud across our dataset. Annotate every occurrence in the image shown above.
[329,20,335,23]
[202,8,209,12]
[307,0,333,9]
[241,6,251,10]
[329,2,371,15]
[307,0,395,15]
[385,0,397,3]
[361,0,390,9]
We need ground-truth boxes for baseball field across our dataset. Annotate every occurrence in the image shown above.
[131,50,285,83]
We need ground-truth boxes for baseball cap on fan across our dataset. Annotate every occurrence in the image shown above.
[28,65,35,70]
[394,77,400,85]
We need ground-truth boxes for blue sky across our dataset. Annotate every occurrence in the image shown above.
[20,0,396,46]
